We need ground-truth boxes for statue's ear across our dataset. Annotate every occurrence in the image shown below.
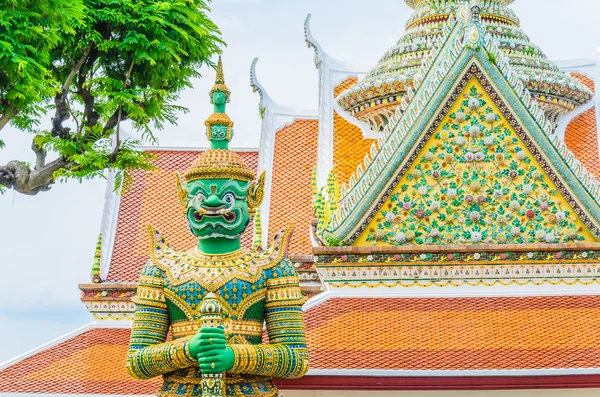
[175,172,189,215]
[247,171,266,215]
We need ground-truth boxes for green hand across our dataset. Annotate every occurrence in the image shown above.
[190,327,234,373]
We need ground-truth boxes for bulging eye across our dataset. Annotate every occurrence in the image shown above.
[193,193,206,205]
[223,193,234,204]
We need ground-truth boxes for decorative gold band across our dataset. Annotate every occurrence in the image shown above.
[171,319,263,339]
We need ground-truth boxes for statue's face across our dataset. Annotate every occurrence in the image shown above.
[212,91,227,105]
[185,178,250,240]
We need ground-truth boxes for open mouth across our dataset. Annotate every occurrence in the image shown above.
[193,206,237,223]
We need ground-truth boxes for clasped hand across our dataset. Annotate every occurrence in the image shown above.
[189,326,234,373]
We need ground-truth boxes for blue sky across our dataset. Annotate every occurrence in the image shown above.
[1,0,600,363]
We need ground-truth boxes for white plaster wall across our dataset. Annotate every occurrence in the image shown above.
[282,389,600,397]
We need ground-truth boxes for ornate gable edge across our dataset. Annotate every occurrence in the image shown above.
[249,58,317,248]
[319,8,600,245]
[304,13,373,189]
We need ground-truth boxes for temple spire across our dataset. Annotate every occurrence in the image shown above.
[205,55,234,150]
[337,0,591,131]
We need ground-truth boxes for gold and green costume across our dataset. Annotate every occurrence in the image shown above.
[126,228,308,396]
[127,56,308,396]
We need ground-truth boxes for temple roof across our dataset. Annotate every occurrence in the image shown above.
[3,295,600,394]
[0,326,160,395]
[337,0,592,131]
[332,77,378,186]
[268,119,319,254]
[3,5,600,395]
[302,295,600,373]
[319,8,600,246]
[565,74,600,180]
[566,107,600,180]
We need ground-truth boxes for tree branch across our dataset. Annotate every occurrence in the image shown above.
[50,92,71,138]
[77,86,98,131]
[50,46,93,139]
[62,46,93,92]
[103,109,125,135]
[0,107,17,131]
[31,138,46,171]
[114,59,136,149]
[0,157,69,195]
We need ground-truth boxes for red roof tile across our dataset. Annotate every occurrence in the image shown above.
[269,120,319,255]
[107,150,258,282]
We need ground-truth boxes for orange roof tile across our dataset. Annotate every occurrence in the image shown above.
[334,77,356,97]
[565,107,600,180]
[572,73,595,93]
[0,328,161,395]
[108,150,258,282]
[304,296,600,371]
[333,78,377,186]
[565,74,599,178]
[269,120,318,255]
[4,296,600,394]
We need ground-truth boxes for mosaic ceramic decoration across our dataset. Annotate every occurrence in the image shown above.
[315,4,600,247]
[337,0,592,131]
[357,79,596,246]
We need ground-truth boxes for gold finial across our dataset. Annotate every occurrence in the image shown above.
[209,55,231,103]
[215,56,225,84]
[91,233,103,283]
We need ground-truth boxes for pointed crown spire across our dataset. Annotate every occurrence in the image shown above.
[204,56,234,150]
[209,56,231,103]
[183,55,254,183]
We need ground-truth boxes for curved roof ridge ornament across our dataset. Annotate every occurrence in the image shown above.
[97,169,123,281]
[304,14,324,70]
[249,57,317,248]
[304,13,366,72]
[250,57,317,118]
[250,57,272,113]
[304,13,370,188]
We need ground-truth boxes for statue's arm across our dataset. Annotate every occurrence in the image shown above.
[126,263,197,379]
[229,259,309,379]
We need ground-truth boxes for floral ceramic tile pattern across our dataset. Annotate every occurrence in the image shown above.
[358,77,597,246]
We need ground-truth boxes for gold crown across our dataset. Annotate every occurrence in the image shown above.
[209,56,231,103]
[184,149,255,182]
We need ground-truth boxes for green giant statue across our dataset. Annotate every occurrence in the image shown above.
[126,57,309,397]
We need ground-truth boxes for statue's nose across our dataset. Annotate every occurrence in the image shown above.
[203,194,222,208]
